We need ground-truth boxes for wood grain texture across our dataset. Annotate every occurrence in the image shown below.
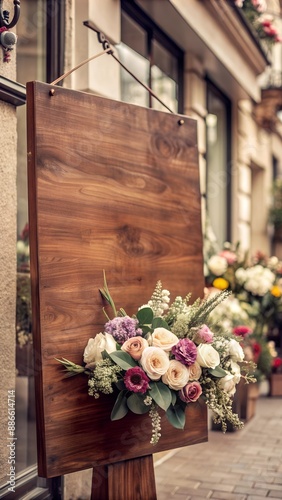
[26,81,207,478]
[91,456,157,500]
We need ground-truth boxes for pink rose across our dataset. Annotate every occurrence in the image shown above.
[193,325,214,344]
[121,336,148,360]
[218,250,237,265]
[179,382,202,403]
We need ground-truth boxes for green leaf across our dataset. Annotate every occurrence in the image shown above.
[115,380,126,391]
[111,391,128,420]
[149,381,172,411]
[152,317,169,330]
[142,325,153,335]
[109,351,137,370]
[127,393,151,414]
[208,365,227,378]
[171,391,177,406]
[166,404,186,429]
[136,307,154,326]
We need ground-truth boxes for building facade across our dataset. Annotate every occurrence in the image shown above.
[1,0,282,497]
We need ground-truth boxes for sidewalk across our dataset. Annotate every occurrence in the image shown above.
[154,395,282,500]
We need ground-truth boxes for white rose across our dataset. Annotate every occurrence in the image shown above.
[229,339,244,362]
[208,255,228,276]
[230,360,241,384]
[196,344,220,369]
[162,359,190,390]
[151,327,179,352]
[268,256,278,269]
[188,361,202,381]
[16,240,26,254]
[83,333,117,367]
[218,373,236,396]
[140,346,170,381]
[235,267,246,285]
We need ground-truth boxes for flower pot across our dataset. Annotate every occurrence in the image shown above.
[269,373,282,396]
[238,380,259,422]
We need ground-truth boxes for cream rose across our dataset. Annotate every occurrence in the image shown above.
[230,360,241,384]
[207,255,228,276]
[218,373,237,396]
[162,359,190,390]
[229,339,244,362]
[151,327,179,352]
[121,336,148,360]
[140,346,170,380]
[196,344,220,369]
[188,361,202,381]
[83,333,117,367]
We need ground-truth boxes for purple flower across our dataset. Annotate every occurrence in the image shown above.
[179,381,202,403]
[104,316,142,344]
[124,367,150,394]
[172,338,197,366]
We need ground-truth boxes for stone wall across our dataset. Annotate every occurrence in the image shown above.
[0,0,17,485]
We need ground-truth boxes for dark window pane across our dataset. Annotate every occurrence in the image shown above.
[206,84,231,246]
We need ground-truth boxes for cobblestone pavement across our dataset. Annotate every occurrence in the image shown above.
[154,396,282,500]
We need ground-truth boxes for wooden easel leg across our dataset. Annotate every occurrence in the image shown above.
[91,455,157,500]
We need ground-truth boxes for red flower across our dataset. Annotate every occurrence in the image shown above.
[272,357,282,371]
[124,367,150,394]
[233,325,253,338]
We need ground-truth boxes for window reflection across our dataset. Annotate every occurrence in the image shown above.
[206,84,231,247]
[119,8,182,113]
[15,0,47,475]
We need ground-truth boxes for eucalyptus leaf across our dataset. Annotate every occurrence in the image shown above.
[127,393,150,414]
[115,380,126,391]
[166,404,186,429]
[136,307,154,326]
[149,381,172,411]
[109,351,137,370]
[152,317,169,330]
[208,365,227,378]
[171,391,177,406]
[111,391,128,421]
[142,325,153,335]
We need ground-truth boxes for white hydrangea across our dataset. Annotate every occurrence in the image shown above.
[243,265,275,296]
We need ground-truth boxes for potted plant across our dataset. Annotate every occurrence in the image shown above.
[269,355,282,396]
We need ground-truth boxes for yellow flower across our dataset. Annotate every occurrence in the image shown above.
[270,285,281,298]
[212,278,229,290]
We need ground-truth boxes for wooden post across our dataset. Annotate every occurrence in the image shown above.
[91,456,157,500]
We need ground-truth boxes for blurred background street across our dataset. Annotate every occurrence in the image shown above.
[155,394,282,500]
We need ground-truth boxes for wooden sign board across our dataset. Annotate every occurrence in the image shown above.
[27,81,207,478]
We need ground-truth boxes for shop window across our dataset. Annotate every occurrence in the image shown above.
[118,0,183,113]
[0,1,65,498]
[206,80,232,247]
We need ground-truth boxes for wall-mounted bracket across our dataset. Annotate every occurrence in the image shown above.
[0,0,20,29]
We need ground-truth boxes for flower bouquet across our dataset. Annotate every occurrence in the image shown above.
[57,274,255,444]
[205,242,247,292]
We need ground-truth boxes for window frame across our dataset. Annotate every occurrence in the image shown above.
[121,0,184,113]
[0,1,66,498]
[205,77,232,243]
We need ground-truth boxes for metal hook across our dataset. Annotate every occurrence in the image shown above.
[0,0,20,29]
[83,20,114,54]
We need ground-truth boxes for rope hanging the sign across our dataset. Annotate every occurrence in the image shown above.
[50,19,175,116]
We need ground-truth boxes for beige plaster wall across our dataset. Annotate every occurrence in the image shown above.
[0,1,17,485]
